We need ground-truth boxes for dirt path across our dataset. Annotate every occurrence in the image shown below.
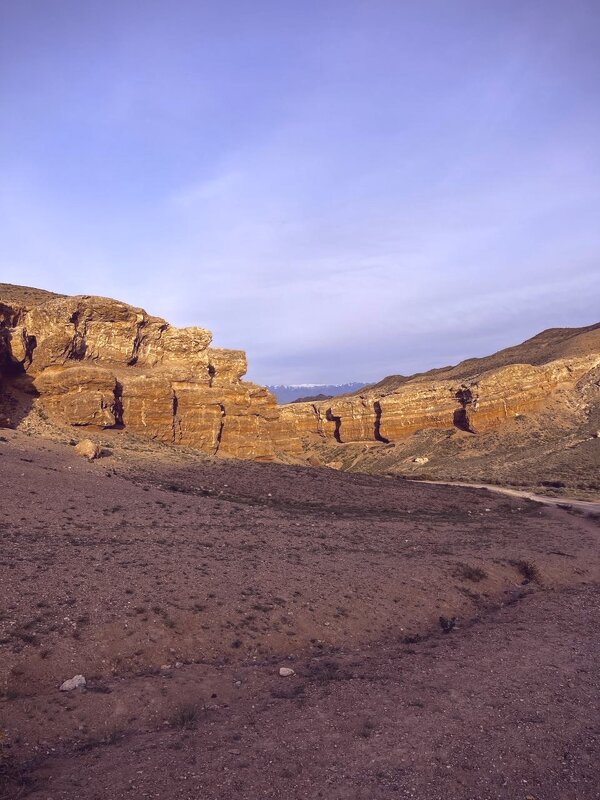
[413,479,600,515]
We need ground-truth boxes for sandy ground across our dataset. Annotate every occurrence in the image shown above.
[1,428,599,799]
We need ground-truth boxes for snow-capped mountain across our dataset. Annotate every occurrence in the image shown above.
[267,382,367,404]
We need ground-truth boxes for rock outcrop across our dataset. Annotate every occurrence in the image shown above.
[0,285,300,460]
[280,324,600,446]
[2,282,598,481]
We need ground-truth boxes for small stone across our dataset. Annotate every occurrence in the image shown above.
[74,439,100,461]
[412,456,429,464]
[279,667,295,677]
[59,674,86,691]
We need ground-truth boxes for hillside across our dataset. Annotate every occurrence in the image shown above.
[280,323,600,495]
[363,323,600,393]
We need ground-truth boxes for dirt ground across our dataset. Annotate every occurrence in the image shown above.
[1,428,599,799]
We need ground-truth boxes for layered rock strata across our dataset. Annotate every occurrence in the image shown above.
[280,326,600,445]
[0,287,299,460]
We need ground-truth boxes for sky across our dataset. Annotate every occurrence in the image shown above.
[1,0,599,384]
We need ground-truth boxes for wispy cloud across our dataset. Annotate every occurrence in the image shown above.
[1,1,598,383]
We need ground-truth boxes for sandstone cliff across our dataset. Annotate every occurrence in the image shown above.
[0,284,299,460]
[279,324,600,491]
[280,324,600,445]
[1,282,598,486]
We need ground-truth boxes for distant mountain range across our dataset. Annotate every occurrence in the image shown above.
[267,383,367,404]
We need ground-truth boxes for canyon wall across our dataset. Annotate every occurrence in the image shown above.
[279,327,600,446]
[0,287,299,460]
[2,284,598,469]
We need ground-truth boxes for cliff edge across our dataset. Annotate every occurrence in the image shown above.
[0,284,299,460]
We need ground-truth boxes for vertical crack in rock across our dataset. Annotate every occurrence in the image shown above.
[111,381,124,428]
[23,334,37,368]
[453,383,479,433]
[171,390,179,443]
[373,400,390,443]
[208,363,216,388]
[325,408,343,443]
[67,310,87,360]
[311,403,325,437]
[128,319,147,366]
[214,403,226,454]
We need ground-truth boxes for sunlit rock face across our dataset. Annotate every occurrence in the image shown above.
[0,286,301,460]
[279,326,600,445]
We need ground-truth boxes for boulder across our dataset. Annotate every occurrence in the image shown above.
[59,674,86,691]
[74,439,101,460]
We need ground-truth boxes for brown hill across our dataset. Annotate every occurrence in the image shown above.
[364,323,600,393]
[281,323,600,494]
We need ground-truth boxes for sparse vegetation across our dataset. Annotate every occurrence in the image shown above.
[439,615,457,633]
[511,559,542,584]
[75,726,124,752]
[170,704,199,730]
[357,717,376,738]
[453,562,488,582]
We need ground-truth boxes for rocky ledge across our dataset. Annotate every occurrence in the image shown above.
[0,285,299,460]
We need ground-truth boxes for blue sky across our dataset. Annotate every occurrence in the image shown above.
[1,0,599,383]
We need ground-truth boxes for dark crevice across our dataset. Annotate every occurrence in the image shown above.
[2,332,37,374]
[215,403,226,453]
[67,311,87,360]
[208,363,216,388]
[171,390,179,443]
[110,381,124,428]
[68,334,86,360]
[373,401,390,443]
[23,334,37,368]
[453,383,478,433]
[128,320,147,366]
[326,408,342,443]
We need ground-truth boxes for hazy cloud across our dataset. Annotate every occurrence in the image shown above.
[1,1,598,383]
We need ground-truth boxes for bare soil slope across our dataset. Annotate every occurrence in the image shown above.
[365,323,600,393]
[1,429,599,799]
[0,284,65,307]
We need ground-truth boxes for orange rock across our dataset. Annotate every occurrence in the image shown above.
[0,285,302,460]
[280,328,600,447]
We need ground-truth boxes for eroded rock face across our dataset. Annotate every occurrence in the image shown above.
[0,287,300,460]
[280,327,600,447]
